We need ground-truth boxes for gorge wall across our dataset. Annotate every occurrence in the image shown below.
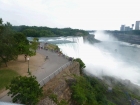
[38,61,80,105]
[111,33,140,45]
[83,34,100,44]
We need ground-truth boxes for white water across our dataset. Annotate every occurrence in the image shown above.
[57,31,140,86]
[28,32,140,85]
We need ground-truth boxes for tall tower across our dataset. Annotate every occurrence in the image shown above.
[135,21,140,30]
[132,24,134,30]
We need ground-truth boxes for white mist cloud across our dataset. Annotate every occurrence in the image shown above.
[94,31,118,42]
[58,33,140,86]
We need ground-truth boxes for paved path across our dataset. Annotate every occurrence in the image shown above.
[0,48,69,102]
[33,49,69,82]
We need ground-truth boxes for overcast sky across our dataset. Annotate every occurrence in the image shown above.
[0,0,140,30]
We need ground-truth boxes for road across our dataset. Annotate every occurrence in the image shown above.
[0,48,69,102]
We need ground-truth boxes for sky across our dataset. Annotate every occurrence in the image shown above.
[0,0,140,30]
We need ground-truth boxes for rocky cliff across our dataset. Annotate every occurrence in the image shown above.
[38,61,80,105]
[112,34,140,44]
[83,35,100,44]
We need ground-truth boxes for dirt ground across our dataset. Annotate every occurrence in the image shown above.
[0,53,45,96]
[0,53,45,76]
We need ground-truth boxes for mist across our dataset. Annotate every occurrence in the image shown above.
[57,31,140,86]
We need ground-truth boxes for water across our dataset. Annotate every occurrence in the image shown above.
[28,32,140,85]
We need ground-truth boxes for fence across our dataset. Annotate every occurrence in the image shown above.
[39,61,72,87]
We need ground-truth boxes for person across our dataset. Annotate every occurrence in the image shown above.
[45,56,48,61]
[24,54,27,61]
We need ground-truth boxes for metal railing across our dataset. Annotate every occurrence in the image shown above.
[39,62,72,87]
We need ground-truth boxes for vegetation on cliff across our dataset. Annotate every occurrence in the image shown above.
[74,58,86,74]
[69,74,140,105]
[70,75,115,105]
[68,59,140,105]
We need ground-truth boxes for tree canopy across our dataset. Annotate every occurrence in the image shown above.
[6,75,43,105]
[0,18,37,67]
[12,26,89,37]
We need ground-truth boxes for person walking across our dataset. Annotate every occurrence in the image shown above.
[45,56,49,61]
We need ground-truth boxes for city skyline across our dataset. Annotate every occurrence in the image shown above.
[120,20,140,31]
[0,0,140,30]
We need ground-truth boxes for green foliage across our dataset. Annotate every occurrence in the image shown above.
[0,18,37,66]
[49,93,58,103]
[70,75,140,105]
[0,18,2,24]
[74,58,86,74]
[70,76,116,105]
[12,26,89,37]
[0,22,18,66]
[44,89,68,105]
[0,18,3,32]
[30,37,39,54]
[13,32,30,55]
[6,75,43,105]
[0,69,18,90]
[58,99,68,105]
[54,45,60,51]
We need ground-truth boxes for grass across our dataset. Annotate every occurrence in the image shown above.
[45,44,60,51]
[0,69,18,90]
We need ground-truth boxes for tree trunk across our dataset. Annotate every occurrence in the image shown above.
[0,56,8,67]
[24,55,27,62]
[4,62,7,67]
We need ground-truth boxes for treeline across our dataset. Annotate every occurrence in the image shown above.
[0,18,38,67]
[12,26,89,37]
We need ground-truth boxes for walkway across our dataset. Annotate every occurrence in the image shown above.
[0,48,69,102]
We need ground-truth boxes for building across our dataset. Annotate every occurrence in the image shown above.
[129,28,132,31]
[135,21,140,30]
[125,26,130,31]
[120,25,125,31]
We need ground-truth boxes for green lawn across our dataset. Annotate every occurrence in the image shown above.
[0,69,18,90]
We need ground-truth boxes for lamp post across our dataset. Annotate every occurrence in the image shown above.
[27,58,30,73]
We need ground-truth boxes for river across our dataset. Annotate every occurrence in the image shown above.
[28,31,140,86]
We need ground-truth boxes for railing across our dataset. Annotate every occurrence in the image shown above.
[39,62,72,87]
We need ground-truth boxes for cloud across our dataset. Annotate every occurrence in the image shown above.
[0,0,140,30]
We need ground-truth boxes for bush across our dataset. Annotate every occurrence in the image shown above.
[6,75,43,105]
[74,58,86,74]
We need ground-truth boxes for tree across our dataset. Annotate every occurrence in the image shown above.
[0,19,36,66]
[6,75,43,105]
[74,58,86,74]
[13,32,35,61]
[0,18,2,24]
[0,22,18,66]
[30,37,39,54]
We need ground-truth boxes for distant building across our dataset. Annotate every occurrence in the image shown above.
[125,26,130,31]
[135,21,140,30]
[132,24,134,30]
[129,28,132,31]
[120,25,125,31]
